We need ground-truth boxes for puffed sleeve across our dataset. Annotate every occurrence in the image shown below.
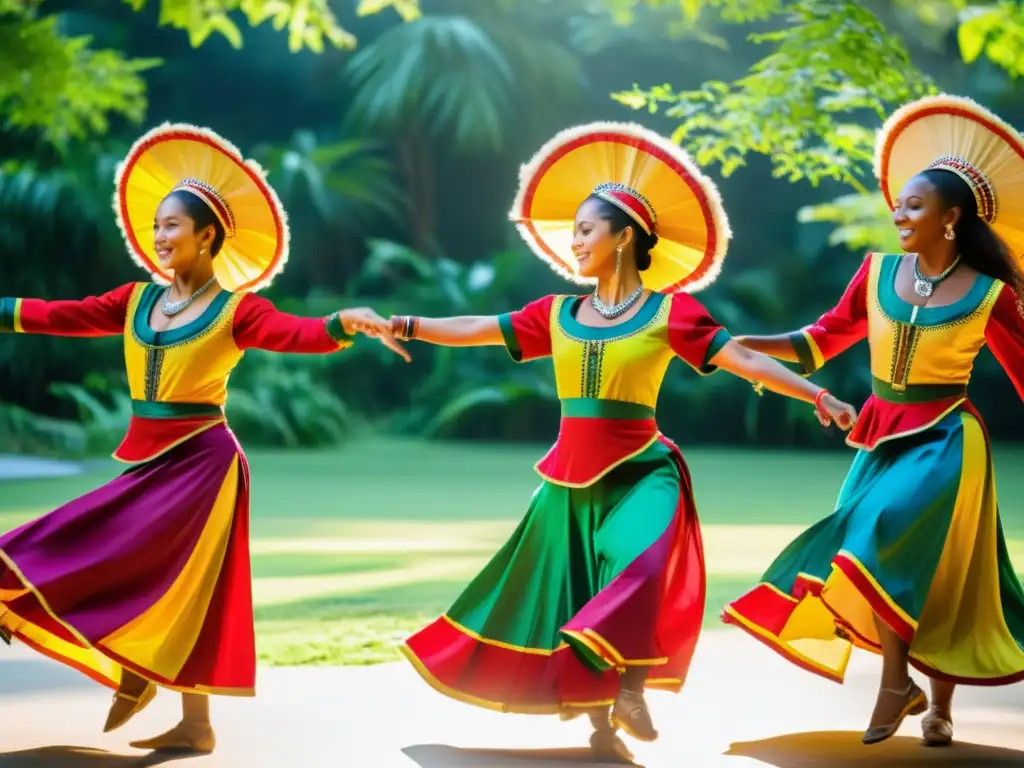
[787,254,871,375]
[667,292,732,374]
[497,295,557,362]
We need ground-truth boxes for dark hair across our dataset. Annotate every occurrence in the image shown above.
[164,189,226,257]
[920,169,1024,303]
[585,194,659,271]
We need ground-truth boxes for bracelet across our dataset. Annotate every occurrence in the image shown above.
[390,315,420,341]
[813,388,829,414]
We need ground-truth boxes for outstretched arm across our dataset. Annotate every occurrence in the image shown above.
[392,295,556,362]
[234,294,407,359]
[390,315,505,347]
[738,254,872,374]
[985,284,1024,402]
[669,293,857,429]
[0,283,136,337]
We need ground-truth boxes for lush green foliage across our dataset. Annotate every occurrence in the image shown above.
[0,0,418,149]
[0,1,158,149]
[613,1,935,189]
[3,0,1023,455]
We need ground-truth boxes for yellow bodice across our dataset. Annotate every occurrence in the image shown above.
[123,283,244,407]
[866,253,1002,391]
[548,294,701,408]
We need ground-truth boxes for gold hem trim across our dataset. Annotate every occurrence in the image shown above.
[0,547,254,697]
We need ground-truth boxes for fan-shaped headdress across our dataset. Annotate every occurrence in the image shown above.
[114,123,289,292]
[875,94,1024,263]
[509,122,731,294]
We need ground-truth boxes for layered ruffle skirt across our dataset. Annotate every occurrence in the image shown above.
[0,424,255,695]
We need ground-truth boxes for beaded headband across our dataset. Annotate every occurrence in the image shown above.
[926,155,997,223]
[173,177,237,237]
[593,182,657,235]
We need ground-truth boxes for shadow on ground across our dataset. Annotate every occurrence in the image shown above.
[0,747,194,767]
[727,732,1024,766]
[403,744,636,767]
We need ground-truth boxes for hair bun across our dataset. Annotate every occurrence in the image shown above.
[635,231,657,271]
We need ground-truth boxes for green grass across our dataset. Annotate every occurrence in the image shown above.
[2,437,1023,666]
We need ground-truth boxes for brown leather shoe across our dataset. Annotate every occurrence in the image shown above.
[103,682,157,733]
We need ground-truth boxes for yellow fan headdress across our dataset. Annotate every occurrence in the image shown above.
[875,94,1024,263]
[114,123,289,293]
[509,122,732,294]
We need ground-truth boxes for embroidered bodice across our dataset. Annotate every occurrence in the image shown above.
[788,252,1024,449]
[1,282,352,463]
[498,292,731,486]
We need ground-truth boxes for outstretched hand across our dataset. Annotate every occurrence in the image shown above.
[336,307,412,363]
[815,393,858,431]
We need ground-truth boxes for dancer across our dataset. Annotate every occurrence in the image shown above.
[0,123,406,753]
[391,122,858,761]
[724,94,1024,747]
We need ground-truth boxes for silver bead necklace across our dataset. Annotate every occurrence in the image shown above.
[162,276,218,316]
[591,286,644,320]
[912,254,961,298]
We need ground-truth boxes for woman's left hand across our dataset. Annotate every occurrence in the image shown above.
[816,393,858,431]
[337,307,411,362]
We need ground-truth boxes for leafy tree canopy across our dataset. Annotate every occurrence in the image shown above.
[609,0,1024,247]
[1,0,421,149]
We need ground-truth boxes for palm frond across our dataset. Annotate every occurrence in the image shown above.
[345,16,516,152]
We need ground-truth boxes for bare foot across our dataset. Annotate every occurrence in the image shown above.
[130,720,216,753]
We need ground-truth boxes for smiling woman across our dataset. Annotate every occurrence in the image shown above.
[0,123,404,756]
[727,94,1024,751]
[385,121,857,762]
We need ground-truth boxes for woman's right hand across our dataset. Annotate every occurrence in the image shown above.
[816,392,858,431]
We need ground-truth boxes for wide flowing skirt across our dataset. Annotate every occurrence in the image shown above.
[401,436,706,715]
[0,423,255,695]
[725,407,1024,685]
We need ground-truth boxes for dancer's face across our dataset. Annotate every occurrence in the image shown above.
[892,175,959,254]
[153,194,215,272]
[571,198,631,279]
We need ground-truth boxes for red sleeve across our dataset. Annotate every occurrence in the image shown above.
[497,295,555,362]
[232,294,354,353]
[985,283,1024,402]
[668,293,732,373]
[789,254,871,374]
[0,283,135,337]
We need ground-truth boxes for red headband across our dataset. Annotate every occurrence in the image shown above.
[926,155,997,223]
[173,178,236,237]
[593,182,656,235]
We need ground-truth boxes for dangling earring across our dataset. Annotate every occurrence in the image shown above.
[615,245,623,272]
[944,223,956,241]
